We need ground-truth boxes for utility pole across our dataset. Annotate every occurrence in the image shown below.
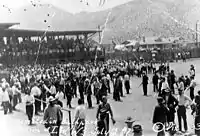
[196,20,199,47]
[98,25,101,44]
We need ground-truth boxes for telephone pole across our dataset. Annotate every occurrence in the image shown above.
[98,25,101,44]
[196,20,199,47]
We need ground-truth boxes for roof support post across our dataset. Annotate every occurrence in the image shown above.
[76,35,79,41]
[7,36,10,45]
[83,34,88,46]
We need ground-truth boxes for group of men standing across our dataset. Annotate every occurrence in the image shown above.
[152,64,198,136]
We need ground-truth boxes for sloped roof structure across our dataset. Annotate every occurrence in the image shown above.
[0,23,101,37]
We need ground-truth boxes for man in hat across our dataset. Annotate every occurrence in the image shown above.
[124,72,130,94]
[113,75,122,101]
[192,92,200,135]
[5,83,13,113]
[189,65,195,79]
[44,96,63,136]
[96,96,115,136]
[163,88,178,123]
[120,117,135,136]
[142,72,148,96]
[153,97,168,136]
[186,76,196,100]
[31,82,41,115]
[24,89,35,125]
[73,99,86,136]
[1,86,11,115]
[177,89,192,133]
[158,77,164,96]
[161,77,169,95]
[12,83,20,110]
[65,79,73,108]
[177,77,185,92]
[49,82,57,98]
[169,70,176,94]
[152,72,159,93]
[78,76,84,101]
[84,78,93,108]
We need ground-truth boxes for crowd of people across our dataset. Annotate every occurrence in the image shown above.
[0,58,199,136]
[1,36,102,65]
[152,64,199,136]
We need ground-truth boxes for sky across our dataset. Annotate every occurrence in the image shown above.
[0,0,134,13]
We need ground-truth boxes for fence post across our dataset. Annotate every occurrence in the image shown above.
[69,110,72,136]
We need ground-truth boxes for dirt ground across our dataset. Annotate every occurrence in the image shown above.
[1,58,200,136]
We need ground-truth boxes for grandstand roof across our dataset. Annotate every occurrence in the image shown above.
[0,25,101,37]
[0,23,20,29]
[0,29,101,37]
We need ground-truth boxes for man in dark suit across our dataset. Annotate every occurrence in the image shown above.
[163,89,178,123]
[170,70,176,94]
[152,72,159,93]
[142,72,149,96]
[153,97,168,136]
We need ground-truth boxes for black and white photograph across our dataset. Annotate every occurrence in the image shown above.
[0,0,200,136]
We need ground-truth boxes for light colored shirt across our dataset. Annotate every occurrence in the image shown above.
[50,86,56,94]
[20,76,25,83]
[124,74,129,81]
[31,86,41,96]
[189,69,195,76]
[55,92,64,101]
[1,91,10,102]
[36,74,41,81]
[190,80,196,88]
[177,94,192,106]
[12,86,20,95]
[173,83,178,94]
[178,82,184,91]
[59,78,65,85]
[74,105,86,121]
[24,95,35,105]
[6,87,13,96]
[161,81,169,90]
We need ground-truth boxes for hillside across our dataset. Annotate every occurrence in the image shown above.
[1,0,200,44]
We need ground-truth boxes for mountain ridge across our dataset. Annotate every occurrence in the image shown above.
[1,0,200,44]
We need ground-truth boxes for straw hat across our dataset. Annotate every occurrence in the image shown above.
[125,116,135,123]
[164,88,170,93]
[1,78,6,83]
[157,96,164,103]
[48,96,56,102]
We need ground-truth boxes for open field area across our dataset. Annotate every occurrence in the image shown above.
[1,58,200,136]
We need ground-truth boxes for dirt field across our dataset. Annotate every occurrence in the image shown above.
[1,58,200,136]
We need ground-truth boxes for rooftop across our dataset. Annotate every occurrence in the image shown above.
[0,23,20,29]
[0,23,101,37]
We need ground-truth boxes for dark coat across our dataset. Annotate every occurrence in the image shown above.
[153,104,168,124]
[163,94,178,113]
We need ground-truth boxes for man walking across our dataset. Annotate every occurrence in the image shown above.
[31,82,41,115]
[43,96,63,136]
[186,76,196,101]
[152,72,159,93]
[152,97,168,136]
[177,90,192,133]
[124,72,130,94]
[73,99,86,136]
[163,89,178,123]
[1,87,11,115]
[85,79,92,108]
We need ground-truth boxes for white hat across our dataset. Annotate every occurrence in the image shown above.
[1,78,6,83]
[48,96,55,102]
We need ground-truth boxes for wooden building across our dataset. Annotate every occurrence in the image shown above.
[0,23,102,64]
